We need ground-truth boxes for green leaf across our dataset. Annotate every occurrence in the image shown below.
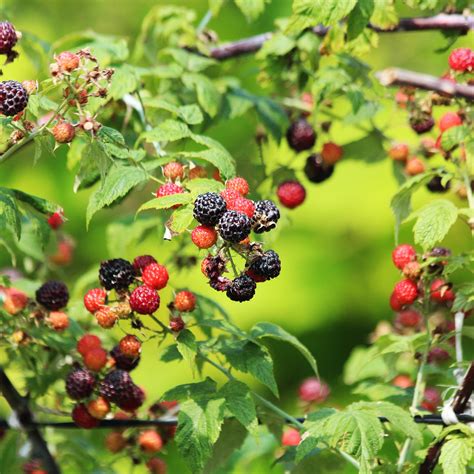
[86,165,148,225]
[183,73,221,117]
[178,104,204,125]
[0,191,21,239]
[84,140,112,181]
[176,329,197,365]
[441,125,469,151]
[185,178,225,196]
[160,344,183,362]
[234,0,270,21]
[343,131,385,163]
[141,119,191,142]
[168,205,194,234]
[439,436,473,474]
[137,193,192,213]
[165,48,216,73]
[33,134,55,163]
[97,127,128,159]
[347,0,374,40]
[257,33,296,58]
[2,188,59,215]
[250,322,318,377]
[219,380,258,434]
[209,0,225,15]
[162,377,218,402]
[370,0,398,28]
[453,283,474,312]
[109,64,139,100]
[413,199,458,249]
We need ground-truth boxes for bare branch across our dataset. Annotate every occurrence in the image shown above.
[376,68,474,101]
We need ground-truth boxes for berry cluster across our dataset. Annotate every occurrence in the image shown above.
[190,178,282,302]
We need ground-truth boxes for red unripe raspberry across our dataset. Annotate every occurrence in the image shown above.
[72,403,99,429]
[138,430,163,453]
[22,459,47,474]
[133,255,157,274]
[421,387,441,412]
[129,285,160,314]
[226,177,249,196]
[388,143,409,162]
[47,311,69,331]
[438,112,462,132]
[174,291,196,312]
[77,334,102,356]
[163,162,184,181]
[300,92,314,116]
[392,244,417,270]
[430,279,455,302]
[191,225,218,249]
[188,166,207,180]
[420,137,437,157]
[405,157,425,176]
[402,261,421,280]
[227,197,255,218]
[298,377,330,403]
[221,188,241,206]
[146,457,167,474]
[282,428,301,447]
[95,306,118,328]
[392,374,414,389]
[87,396,110,419]
[392,279,419,307]
[169,316,185,332]
[119,335,141,357]
[427,347,450,364]
[448,48,474,72]
[49,239,74,266]
[52,121,75,143]
[395,310,422,328]
[84,288,107,313]
[83,347,108,371]
[56,51,80,72]
[395,89,414,108]
[321,142,343,165]
[2,287,28,315]
[389,291,403,311]
[276,180,306,209]
[155,182,185,208]
[142,263,169,290]
[47,211,64,229]
[105,431,127,453]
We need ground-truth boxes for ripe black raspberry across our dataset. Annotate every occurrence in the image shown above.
[249,250,281,280]
[35,280,69,310]
[100,370,134,403]
[0,81,28,117]
[226,275,256,302]
[0,22,18,55]
[99,258,135,291]
[117,384,145,411]
[193,192,227,226]
[65,368,96,400]
[304,154,334,183]
[110,345,140,372]
[286,118,316,152]
[251,200,280,234]
[218,211,251,243]
[409,114,435,134]
[426,176,450,193]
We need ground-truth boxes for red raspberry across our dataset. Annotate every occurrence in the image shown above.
[191,225,217,249]
[392,244,417,270]
[438,112,462,132]
[119,335,141,357]
[282,428,301,447]
[133,255,157,274]
[142,263,169,290]
[129,285,160,314]
[188,166,207,180]
[47,311,69,331]
[392,279,418,307]
[47,211,64,229]
[395,89,414,108]
[392,375,414,389]
[87,397,110,419]
[155,182,185,208]
[225,177,249,195]
[227,197,255,218]
[298,377,330,403]
[430,279,455,302]
[402,261,421,280]
[56,51,80,72]
[163,162,184,181]
[105,432,127,453]
[448,48,474,72]
[95,306,118,329]
[421,387,441,413]
[138,430,163,453]
[389,291,403,311]
[83,347,108,371]
[220,188,241,206]
[174,291,196,312]
[169,316,185,332]
[395,310,422,328]
[405,157,425,176]
[49,239,74,266]
[213,169,222,182]
[2,287,28,315]
[84,288,107,313]
[420,137,437,157]
[427,347,450,364]
[321,142,343,165]
[52,121,75,143]
[276,181,306,209]
[300,92,314,116]
[388,143,409,162]
[146,458,167,474]
[77,334,102,356]
[72,404,99,429]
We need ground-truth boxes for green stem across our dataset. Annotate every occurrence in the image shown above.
[197,9,213,34]
[225,247,239,277]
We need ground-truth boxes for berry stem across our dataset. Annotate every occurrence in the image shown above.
[225,247,239,277]
[197,9,213,34]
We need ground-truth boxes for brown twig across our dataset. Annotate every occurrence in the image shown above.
[0,367,60,474]
[209,14,474,60]
[419,362,474,474]
[376,68,474,101]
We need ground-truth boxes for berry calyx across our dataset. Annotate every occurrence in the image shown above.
[119,335,141,358]
[52,121,75,143]
[392,244,417,270]
[218,210,251,243]
[286,118,316,152]
[298,377,330,403]
[0,80,28,117]
[129,285,160,314]
[276,180,306,209]
[226,275,256,302]
[47,212,64,229]
[83,347,108,371]
[84,288,107,313]
[430,279,455,303]
[72,404,99,429]
[282,428,301,447]
[438,112,462,132]
[138,430,163,453]
[321,142,343,165]
[193,192,227,227]
[225,177,249,196]
[99,258,135,291]
[174,291,196,312]
[95,306,118,329]
[142,263,169,290]
[77,334,102,357]
[392,279,419,307]
[388,143,409,162]
[191,225,218,249]
[35,280,69,310]
[448,47,474,72]
[163,162,184,181]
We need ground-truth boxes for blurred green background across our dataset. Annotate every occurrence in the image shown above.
[0,0,472,472]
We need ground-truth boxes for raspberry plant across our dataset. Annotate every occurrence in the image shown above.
[0,2,473,473]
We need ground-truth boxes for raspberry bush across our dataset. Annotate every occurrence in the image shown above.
[0,2,473,474]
